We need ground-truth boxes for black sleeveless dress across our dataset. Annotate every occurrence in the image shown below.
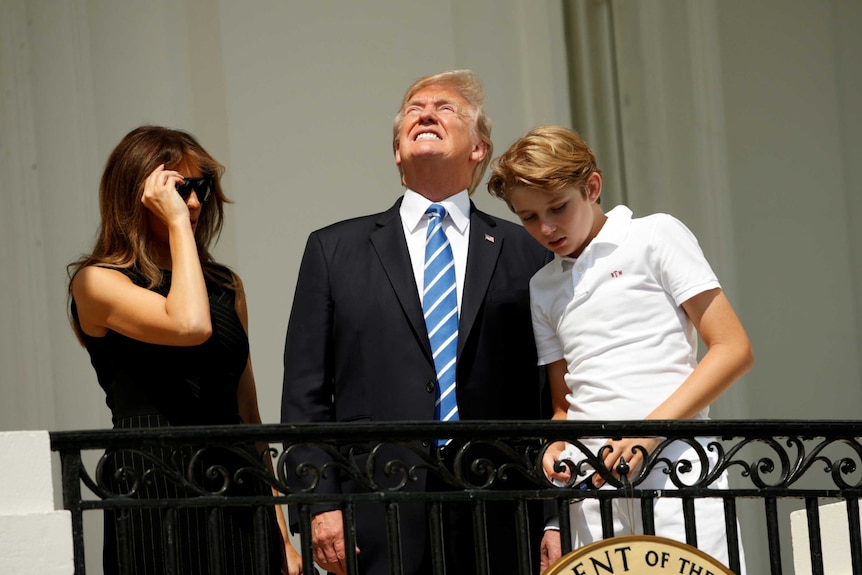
[73,266,282,575]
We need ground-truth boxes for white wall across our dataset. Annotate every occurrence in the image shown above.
[716,0,862,419]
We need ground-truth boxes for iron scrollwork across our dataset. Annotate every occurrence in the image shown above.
[52,423,862,502]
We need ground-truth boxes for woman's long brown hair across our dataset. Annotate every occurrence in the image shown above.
[67,126,236,339]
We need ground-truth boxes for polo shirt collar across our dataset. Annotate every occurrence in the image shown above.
[553,204,633,273]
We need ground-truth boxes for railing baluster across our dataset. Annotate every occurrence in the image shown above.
[641,496,656,535]
[344,502,361,575]
[723,497,742,575]
[471,499,490,575]
[162,508,179,575]
[253,506,269,575]
[514,498,532,574]
[557,498,573,555]
[428,499,446,575]
[297,505,315,575]
[382,502,402,575]
[115,509,133,574]
[846,497,862,573]
[765,497,783,575]
[805,497,824,575]
[207,507,224,575]
[59,448,87,575]
[599,497,615,539]
[682,497,697,547]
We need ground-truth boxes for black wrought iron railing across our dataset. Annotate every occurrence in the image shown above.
[50,420,862,575]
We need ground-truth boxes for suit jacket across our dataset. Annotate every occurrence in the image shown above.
[281,198,550,574]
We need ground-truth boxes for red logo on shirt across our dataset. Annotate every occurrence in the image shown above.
[610,270,623,278]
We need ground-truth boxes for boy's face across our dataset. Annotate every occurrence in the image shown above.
[509,174,605,259]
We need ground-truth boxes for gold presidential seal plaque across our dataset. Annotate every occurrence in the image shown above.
[544,535,733,575]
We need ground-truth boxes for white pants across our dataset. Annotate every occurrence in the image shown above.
[564,439,747,574]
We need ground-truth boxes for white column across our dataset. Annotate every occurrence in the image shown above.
[0,431,73,574]
[0,0,57,431]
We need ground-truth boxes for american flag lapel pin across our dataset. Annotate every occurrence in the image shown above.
[484,233,495,243]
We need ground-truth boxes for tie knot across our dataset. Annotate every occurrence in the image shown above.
[426,204,447,220]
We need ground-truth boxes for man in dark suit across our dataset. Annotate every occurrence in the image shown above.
[281,69,550,575]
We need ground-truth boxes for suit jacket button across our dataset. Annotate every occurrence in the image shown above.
[426,381,436,393]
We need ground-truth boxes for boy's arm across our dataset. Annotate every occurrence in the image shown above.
[542,359,571,478]
[597,287,753,483]
[547,359,570,421]
[650,287,753,421]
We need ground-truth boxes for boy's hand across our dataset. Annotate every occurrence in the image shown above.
[596,437,660,486]
[542,441,570,484]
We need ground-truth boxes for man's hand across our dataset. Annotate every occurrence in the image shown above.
[540,529,562,574]
[311,510,358,575]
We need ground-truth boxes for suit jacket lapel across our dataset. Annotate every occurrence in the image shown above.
[369,199,434,363]
[459,205,502,355]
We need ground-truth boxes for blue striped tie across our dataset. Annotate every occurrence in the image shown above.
[422,204,459,443]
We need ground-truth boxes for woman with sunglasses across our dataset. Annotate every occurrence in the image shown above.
[67,125,302,575]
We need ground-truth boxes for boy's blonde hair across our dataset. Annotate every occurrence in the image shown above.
[487,125,602,209]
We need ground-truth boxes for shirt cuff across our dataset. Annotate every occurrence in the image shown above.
[544,516,560,531]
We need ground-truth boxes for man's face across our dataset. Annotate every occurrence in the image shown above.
[394,84,484,173]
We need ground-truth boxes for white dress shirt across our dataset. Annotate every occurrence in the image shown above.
[400,189,470,313]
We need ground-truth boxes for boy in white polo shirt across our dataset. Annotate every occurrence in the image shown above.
[487,125,753,573]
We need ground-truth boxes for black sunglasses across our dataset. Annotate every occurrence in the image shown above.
[175,176,213,203]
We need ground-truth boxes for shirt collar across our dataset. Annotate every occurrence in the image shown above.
[401,188,471,234]
[594,204,632,246]
[553,205,632,273]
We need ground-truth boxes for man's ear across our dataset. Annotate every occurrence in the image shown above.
[394,140,402,167]
[470,140,488,163]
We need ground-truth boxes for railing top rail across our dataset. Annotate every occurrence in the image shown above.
[49,419,862,450]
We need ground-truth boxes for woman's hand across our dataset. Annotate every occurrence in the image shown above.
[141,164,190,227]
[283,539,303,575]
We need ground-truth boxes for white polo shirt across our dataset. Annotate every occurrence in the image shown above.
[530,205,720,423]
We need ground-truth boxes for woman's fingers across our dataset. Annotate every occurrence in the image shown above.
[141,164,190,224]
